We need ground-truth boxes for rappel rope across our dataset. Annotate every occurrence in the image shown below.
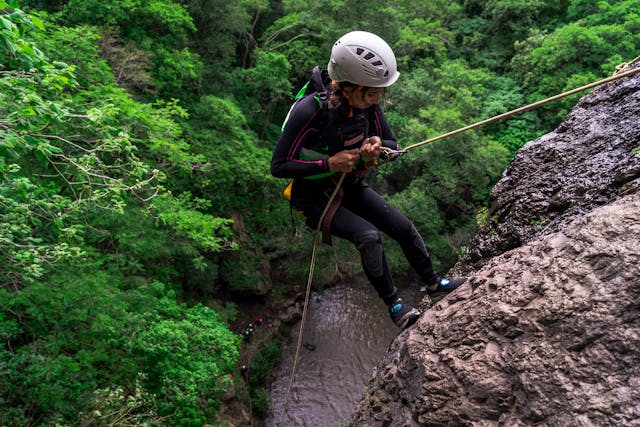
[384,64,640,157]
[284,62,640,405]
[285,172,346,404]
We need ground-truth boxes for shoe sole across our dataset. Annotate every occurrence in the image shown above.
[397,310,420,329]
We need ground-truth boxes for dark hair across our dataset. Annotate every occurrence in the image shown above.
[329,81,387,116]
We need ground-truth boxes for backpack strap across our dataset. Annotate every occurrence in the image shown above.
[281,67,330,131]
[311,66,330,110]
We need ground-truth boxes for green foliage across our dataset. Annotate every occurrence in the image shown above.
[33,24,117,91]
[85,198,233,293]
[483,0,550,35]
[41,0,203,97]
[395,5,456,70]
[0,6,46,70]
[232,49,293,139]
[451,0,570,69]
[221,247,269,294]
[258,11,326,85]
[133,98,205,173]
[480,75,542,155]
[1,272,240,426]
[58,0,196,44]
[152,45,202,95]
[511,0,640,128]
[1,5,241,425]
[81,376,167,427]
[134,304,240,424]
[188,0,259,68]
[184,94,277,212]
[1,13,134,287]
[154,193,236,254]
[567,0,633,22]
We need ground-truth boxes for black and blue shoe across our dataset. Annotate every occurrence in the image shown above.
[427,277,466,295]
[389,299,420,329]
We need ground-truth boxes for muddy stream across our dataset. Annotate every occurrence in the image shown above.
[265,276,423,426]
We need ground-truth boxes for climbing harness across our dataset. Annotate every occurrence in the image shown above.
[284,62,640,405]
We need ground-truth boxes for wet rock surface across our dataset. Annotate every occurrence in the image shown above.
[350,63,640,426]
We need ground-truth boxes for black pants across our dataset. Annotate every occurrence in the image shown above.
[295,180,438,305]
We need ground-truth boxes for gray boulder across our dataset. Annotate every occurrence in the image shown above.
[350,63,640,426]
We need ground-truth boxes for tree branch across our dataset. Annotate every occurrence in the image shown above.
[263,22,303,47]
[265,32,319,52]
[30,133,95,154]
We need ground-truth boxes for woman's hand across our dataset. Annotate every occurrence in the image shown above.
[328,149,361,172]
[360,136,382,159]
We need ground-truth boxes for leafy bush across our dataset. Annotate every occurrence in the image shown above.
[134,303,240,425]
[1,273,240,426]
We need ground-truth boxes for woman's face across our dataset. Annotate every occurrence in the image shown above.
[350,87,385,109]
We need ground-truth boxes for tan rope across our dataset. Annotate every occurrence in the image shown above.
[285,172,346,404]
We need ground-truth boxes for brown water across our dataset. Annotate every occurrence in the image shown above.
[266,276,422,426]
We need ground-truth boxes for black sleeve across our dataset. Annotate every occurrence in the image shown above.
[270,96,331,179]
[370,104,399,150]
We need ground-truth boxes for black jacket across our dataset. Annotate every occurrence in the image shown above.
[270,94,398,188]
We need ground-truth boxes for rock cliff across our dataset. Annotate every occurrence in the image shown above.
[349,62,640,426]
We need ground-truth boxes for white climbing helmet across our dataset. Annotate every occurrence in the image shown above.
[327,31,400,88]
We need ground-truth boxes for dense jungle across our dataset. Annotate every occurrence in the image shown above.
[1,0,639,425]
